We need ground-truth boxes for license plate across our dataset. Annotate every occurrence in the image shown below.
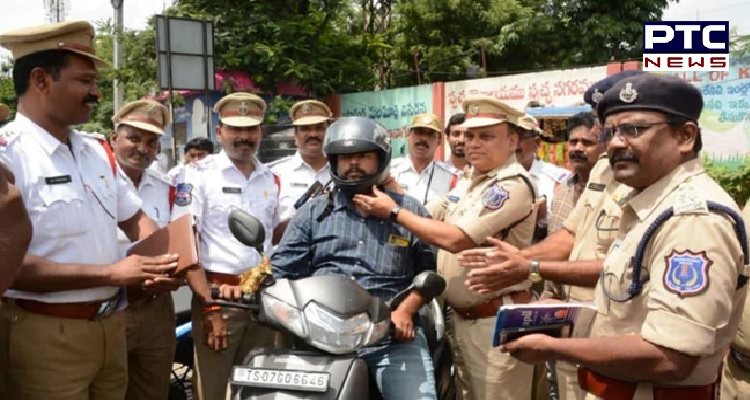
[231,367,329,392]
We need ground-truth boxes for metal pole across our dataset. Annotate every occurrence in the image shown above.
[165,15,177,163]
[202,21,211,140]
[112,0,125,113]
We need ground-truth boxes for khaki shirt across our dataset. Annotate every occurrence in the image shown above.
[731,202,750,354]
[427,155,537,307]
[591,159,747,386]
[561,156,628,302]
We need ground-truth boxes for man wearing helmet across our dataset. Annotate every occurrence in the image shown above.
[271,116,439,400]
[356,96,539,400]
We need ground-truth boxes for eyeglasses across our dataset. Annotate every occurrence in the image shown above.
[600,121,669,142]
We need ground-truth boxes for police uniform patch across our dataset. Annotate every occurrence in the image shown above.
[482,186,509,210]
[174,183,193,207]
[663,250,712,297]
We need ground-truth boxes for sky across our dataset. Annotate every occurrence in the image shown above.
[0,0,748,59]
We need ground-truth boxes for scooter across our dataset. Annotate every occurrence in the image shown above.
[206,209,449,400]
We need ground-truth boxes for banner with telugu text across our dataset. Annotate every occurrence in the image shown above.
[339,85,433,159]
[670,61,750,167]
[443,66,608,118]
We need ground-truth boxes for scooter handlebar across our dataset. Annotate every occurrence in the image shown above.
[205,287,259,310]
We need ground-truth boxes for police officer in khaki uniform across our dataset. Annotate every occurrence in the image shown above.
[721,200,750,399]
[0,20,176,400]
[267,99,332,223]
[355,95,538,400]
[458,70,646,400]
[110,99,182,400]
[500,74,748,400]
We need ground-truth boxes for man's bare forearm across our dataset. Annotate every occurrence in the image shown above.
[519,228,576,261]
[395,290,427,316]
[0,164,32,293]
[11,254,114,292]
[549,335,698,382]
[186,266,212,305]
[395,210,474,253]
[539,259,602,287]
[119,210,159,242]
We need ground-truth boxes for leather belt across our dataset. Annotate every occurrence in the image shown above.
[126,286,159,305]
[205,271,241,286]
[730,346,750,371]
[451,290,533,320]
[578,367,716,400]
[2,296,120,321]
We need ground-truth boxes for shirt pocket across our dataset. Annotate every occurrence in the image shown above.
[375,240,410,277]
[207,194,243,230]
[35,182,88,238]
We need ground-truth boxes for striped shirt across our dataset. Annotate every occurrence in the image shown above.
[272,189,436,300]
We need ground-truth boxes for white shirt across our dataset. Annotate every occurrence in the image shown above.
[171,151,280,274]
[390,158,461,205]
[168,163,186,184]
[529,158,571,222]
[117,167,173,257]
[0,113,142,302]
[266,152,330,221]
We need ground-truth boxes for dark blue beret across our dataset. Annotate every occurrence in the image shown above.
[597,73,703,123]
[583,70,647,108]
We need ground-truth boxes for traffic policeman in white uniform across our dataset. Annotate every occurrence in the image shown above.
[0,20,176,400]
[110,99,183,400]
[267,99,332,222]
[391,113,461,205]
[171,92,281,400]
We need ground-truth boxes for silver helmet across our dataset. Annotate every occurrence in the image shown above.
[323,117,391,196]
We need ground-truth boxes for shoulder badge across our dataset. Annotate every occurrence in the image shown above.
[174,183,193,207]
[673,184,708,215]
[663,250,712,297]
[482,185,510,210]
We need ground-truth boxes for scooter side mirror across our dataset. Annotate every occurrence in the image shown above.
[412,271,446,301]
[228,209,266,254]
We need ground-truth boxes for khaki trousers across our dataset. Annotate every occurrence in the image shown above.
[125,293,176,400]
[453,314,534,400]
[556,360,586,400]
[721,352,750,400]
[0,301,127,400]
[191,296,276,400]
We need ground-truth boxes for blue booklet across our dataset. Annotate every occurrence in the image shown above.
[492,302,597,347]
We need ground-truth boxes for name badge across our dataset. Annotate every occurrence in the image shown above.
[290,182,308,188]
[587,182,606,192]
[388,233,409,247]
[222,186,242,194]
[45,175,72,185]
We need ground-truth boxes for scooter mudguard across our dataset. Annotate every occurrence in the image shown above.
[229,347,371,400]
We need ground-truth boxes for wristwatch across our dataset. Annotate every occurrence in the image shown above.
[389,206,402,222]
[529,260,543,283]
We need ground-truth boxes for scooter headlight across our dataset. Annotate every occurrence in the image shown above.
[260,294,307,338]
[304,302,388,354]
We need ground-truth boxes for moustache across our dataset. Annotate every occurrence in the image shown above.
[345,167,367,176]
[610,150,639,165]
[305,137,322,144]
[414,141,429,148]
[82,95,99,106]
[234,140,254,148]
[568,151,588,161]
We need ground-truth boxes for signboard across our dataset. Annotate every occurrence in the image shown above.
[673,62,750,165]
[340,85,433,159]
[443,66,607,121]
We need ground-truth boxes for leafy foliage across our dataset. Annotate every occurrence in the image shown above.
[704,156,750,207]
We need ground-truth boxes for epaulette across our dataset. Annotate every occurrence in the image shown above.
[145,167,172,186]
[436,160,461,175]
[0,127,20,147]
[673,181,709,215]
[265,155,294,170]
[77,131,108,141]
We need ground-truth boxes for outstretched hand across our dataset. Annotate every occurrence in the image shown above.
[352,186,397,219]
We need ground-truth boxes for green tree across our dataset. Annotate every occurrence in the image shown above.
[169,0,380,96]
[79,21,160,133]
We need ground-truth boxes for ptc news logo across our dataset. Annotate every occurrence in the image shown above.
[643,22,730,72]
